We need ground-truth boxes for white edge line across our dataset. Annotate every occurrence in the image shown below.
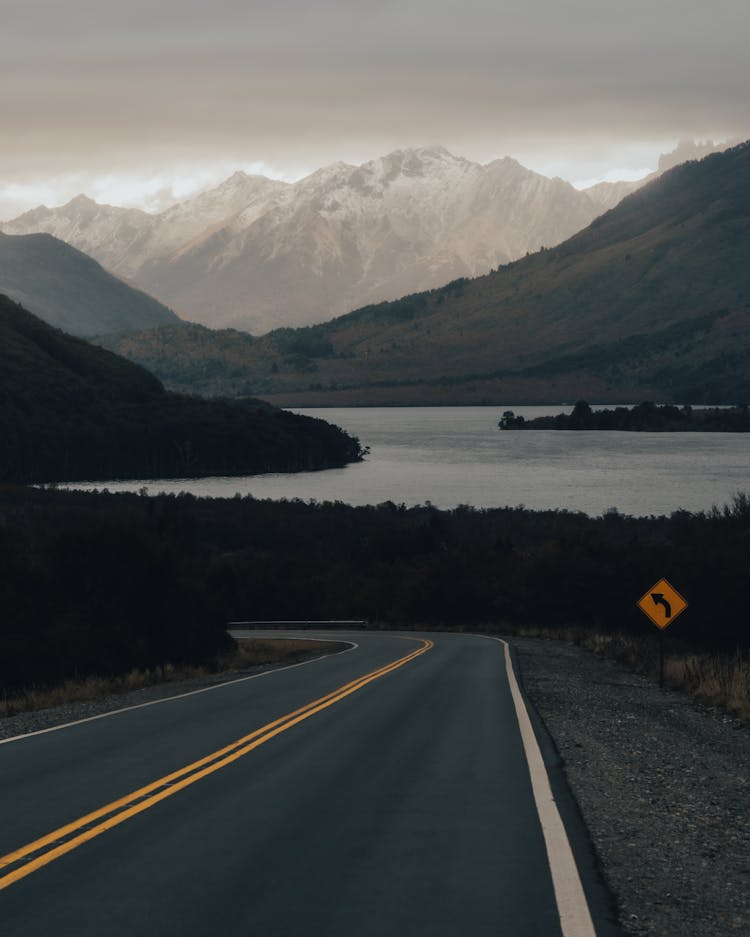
[0,637,358,747]
[481,635,598,937]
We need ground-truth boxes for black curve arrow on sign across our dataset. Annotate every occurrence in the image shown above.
[651,593,672,619]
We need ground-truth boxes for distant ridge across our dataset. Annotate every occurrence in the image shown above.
[0,231,179,337]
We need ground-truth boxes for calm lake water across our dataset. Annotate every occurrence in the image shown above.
[66,406,750,517]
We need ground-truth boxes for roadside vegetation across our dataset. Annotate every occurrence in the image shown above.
[513,625,750,720]
[0,638,343,718]
[1,486,748,718]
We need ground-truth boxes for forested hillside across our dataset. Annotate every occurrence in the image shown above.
[0,295,363,483]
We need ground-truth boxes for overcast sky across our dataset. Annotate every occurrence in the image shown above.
[1,0,748,218]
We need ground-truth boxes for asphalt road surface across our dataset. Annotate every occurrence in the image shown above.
[0,631,617,936]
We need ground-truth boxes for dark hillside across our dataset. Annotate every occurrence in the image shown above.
[0,231,179,336]
[0,295,363,483]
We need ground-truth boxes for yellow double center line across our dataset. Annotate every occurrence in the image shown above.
[0,637,432,892]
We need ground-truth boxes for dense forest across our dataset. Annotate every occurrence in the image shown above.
[0,295,364,482]
[499,401,750,431]
[2,485,748,693]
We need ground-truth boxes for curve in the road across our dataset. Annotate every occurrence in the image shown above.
[0,636,432,892]
[0,640,359,747]
[0,631,619,937]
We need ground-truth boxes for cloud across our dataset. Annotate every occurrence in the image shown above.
[1,0,748,213]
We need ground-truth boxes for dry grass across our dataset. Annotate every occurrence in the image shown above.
[221,637,343,670]
[514,624,750,720]
[0,637,343,719]
[663,650,750,719]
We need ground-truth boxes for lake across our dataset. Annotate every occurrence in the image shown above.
[64,406,750,517]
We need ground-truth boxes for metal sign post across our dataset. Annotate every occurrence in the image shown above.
[636,578,688,689]
[658,631,665,689]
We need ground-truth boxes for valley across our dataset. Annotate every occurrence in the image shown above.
[98,142,750,405]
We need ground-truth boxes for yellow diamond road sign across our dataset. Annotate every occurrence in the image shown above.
[637,578,688,630]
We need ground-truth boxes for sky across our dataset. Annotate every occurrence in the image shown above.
[1,0,748,219]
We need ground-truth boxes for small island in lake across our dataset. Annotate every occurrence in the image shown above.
[499,400,750,432]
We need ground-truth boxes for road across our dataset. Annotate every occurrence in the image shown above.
[0,631,616,936]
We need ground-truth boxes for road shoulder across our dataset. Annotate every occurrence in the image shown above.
[513,637,750,937]
[0,640,349,743]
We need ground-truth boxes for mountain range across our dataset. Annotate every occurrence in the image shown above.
[4,141,731,335]
[100,140,750,405]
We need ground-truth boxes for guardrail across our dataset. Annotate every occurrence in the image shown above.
[228,620,369,630]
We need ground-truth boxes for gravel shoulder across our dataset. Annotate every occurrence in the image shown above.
[513,637,750,937]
